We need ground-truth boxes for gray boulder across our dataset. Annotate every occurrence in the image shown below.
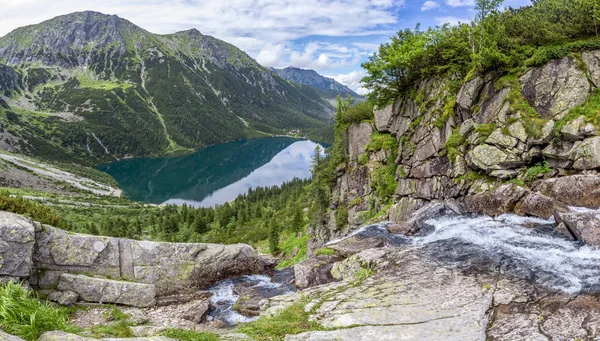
[38,331,176,341]
[467,144,522,172]
[520,56,591,120]
[48,290,79,306]
[555,211,600,248]
[0,330,25,341]
[181,300,211,323]
[515,192,560,220]
[571,136,600,170]
[456,77,485,110]
[0,212,35,278]
[57,274,156,307]
[465,184,527,216]
[582,50,600,87]
[561,116,586,141]
[533,175,600,208]
[294,255,340,289]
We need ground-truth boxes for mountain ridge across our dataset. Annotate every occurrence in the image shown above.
[271,66,361,99]
[0,11,334,164]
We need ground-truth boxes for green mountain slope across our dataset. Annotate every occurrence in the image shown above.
[0,11,333,164]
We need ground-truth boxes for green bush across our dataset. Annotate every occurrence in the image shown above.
[335,204,349,229]
[341,101,374,124]
[0,282,75,341]
[445,128,466,162]
[524,161,552,182]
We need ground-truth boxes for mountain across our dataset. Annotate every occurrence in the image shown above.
[271,67,361,99]
[0,11,334,164]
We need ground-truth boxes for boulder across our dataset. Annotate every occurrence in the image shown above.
[467,144,522,172]
[465,184,527,216]
[0,212,35,278]
[459,118,476,136]
[57,274,156,307]
[388,201,463,235]
[507,121,528,143]
[520,56,592,120]
[486,129,518,149]
[561,116,586,141]
[294,255,340,289]
[48,290,79,306]
[374,101,397,132]
[331,248,388,281]
[347,122,374,160]
[555,211,600,248]
[328,236,386,257]
[388,197,427,223]
[0,330,25,341]
[515,192,560,220]
[181,300,211,323]
[409,156,451,178]
[475,87,510,124]
[571,136,600,170]
[530,120,555,145]
[534,175,600,208]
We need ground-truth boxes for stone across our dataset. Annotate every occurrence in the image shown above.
[507,121,528,143]
[475,87,510,124]
[388,201,463,235]
[486,128,518,149]
[520,56,592,120]
[388,197,427,223]
[409,156,450,178]
[490,169,521,180]
[555,211,600,248]
[48,290,79,306]
[294,255,340,289]
[57,273,156,307]
[515,192,556,219]
[571,136,600,170]
[467,144,522,172]
[542,140,581,160]
[534,175,600,208]
[347,122,374,160]
[328,236,385,258]
[459,118,476,136]
[457,77,485,110]
[330,249,388,281]
[0,212,35,278]
[0,330,26,341]
[181,300,210,323]
[374,102,395,132]
[582,50,600,87]
[561,115,586,141]
[530,120,555,145]
[465,184,527,216]
[582,123,598,137]
[37,331,176,341]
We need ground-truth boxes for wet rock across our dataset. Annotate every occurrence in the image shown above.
[347,122,374,160]
[465,184,527,216]
[181,300,210,323]
[0,212,35,278]
[48,290,78,306]
[533,175,600,208]
[520,56,591,120]
[515,192,557,220]
[294,255,340,289]
[571,136,600,170]
[57,274,156,307]
[388,200,463,235]
[0,330,25,341]
[555,211,600,248]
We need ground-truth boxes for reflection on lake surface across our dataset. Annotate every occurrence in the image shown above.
[97,137,320,207]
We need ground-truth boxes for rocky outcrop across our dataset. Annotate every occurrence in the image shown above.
[57,274,156,307]
[347,122,374,160]
[555,211,600,248]
[37,331,176,341]
[294,255,340,289]
[0,211,268,307]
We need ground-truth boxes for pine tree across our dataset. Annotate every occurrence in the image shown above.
[268,220,280,254]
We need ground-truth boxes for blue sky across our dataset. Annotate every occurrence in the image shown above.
[1,0,531,93]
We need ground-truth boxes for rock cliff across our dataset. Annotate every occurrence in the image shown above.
[314,50,600,247]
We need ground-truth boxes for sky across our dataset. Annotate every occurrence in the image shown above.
[0,0,531,94]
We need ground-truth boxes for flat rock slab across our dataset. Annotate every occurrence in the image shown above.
[38,331,176,341]
[287,250,492,341]
[0,330,25,341]
[57,274,156,307]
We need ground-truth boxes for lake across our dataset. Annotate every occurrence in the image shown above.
[97,137,321,207]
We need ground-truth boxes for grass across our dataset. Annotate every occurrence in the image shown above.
[239,301,322,341]
[365,132,398,153]
[0,282,78,341]
[554,88,600,136]
[314,247,336,256]
[276,232,310,269]
[161,329,220,341]
[445,127,465,162]
[90,320,133,338]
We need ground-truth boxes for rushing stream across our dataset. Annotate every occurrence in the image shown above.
[333,211,600,294]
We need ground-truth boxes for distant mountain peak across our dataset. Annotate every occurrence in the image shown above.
[272,66,360,98]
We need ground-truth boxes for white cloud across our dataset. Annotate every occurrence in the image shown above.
[256,44,287,67]
[445,0,475,7]
[421,1,439,11]
[436,16,469,25]
[329,70,368,95]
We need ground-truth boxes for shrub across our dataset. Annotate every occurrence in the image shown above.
[315,247,336,256]
[524,161,552,182]
[341,101,374,124]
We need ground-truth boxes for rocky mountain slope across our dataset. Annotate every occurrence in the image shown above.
[0,11,334,164]
[271,67,361,100]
